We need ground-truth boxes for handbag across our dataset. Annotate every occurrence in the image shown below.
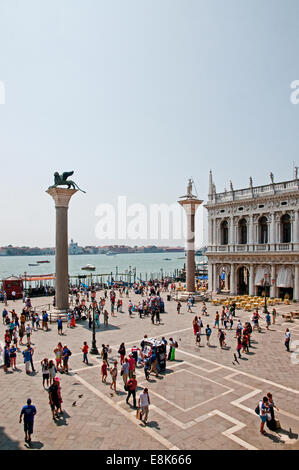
[136,408,142,420]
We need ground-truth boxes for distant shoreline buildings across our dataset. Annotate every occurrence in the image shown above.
[0,241,208,257]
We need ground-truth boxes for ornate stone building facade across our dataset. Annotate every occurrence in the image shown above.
[205,171,299,299]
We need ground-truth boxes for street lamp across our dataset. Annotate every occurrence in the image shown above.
[90,299,99,355]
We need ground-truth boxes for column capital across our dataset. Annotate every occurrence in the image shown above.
[46,187,78,208]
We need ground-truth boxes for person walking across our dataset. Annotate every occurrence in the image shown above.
[27,344,36,372]
[121,357,129,385]
[54,343,63,372]
[48,360,56,385]
[9,344,17,370]
[236,336,242,359]
[258,396,269,435]
[41,358,50,388]
[110,361,118,392]
[19,398,36,445]
[285,328,291,352]
[101,344,109,365]
[126,374,137,408]
[48,379,60,420]
[22,345,31,375]
[266,392,279,431]
[138,388,150,425]
[62,345,72,373]
[176,301,181,314]
[118,343,126,364]
[57,318,63,335]
[81,341,89,365]
[205,324,212,346]
[103,309,109,326]
[214,311,220,329]
[101,360,108,383]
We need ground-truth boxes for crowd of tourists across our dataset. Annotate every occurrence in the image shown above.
[0,279,293,445]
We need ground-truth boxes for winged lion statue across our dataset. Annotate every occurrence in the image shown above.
[49,171,86,193]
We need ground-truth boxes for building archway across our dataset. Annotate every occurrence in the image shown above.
[237,266,249,295]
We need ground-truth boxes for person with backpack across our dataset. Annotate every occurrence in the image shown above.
[256,396,269,435]
[205,324,212,346]
[62,345,72,373]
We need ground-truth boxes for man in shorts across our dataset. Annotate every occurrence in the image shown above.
[62,345,71,373]
[19,398,37,444]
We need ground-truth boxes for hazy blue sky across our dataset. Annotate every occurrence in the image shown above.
[0,0,299,247]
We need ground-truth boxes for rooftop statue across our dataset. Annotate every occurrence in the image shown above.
[179,178,197,199]
[49,171,86,193]
[270,172,274,184]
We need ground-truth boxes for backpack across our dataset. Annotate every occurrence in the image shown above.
[68,349,72,356]
[255,403,260,415]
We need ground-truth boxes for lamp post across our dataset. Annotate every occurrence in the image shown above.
[129,266,132,286]
[90,299,99,355]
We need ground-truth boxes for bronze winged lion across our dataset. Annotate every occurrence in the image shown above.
[49,171,86,193]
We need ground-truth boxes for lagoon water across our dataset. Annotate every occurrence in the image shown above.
[0,252,207,281]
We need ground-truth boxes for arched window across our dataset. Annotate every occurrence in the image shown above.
[259,216,268,244]
[239,219,247,244]
[220,220,228,245]
[281,214,291,243]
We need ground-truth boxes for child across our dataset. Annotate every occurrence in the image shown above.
[196,331,201,347]
[101,360,108,383]
[81,341,89,365]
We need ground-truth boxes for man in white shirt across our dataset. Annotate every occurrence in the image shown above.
[138,388,150,424]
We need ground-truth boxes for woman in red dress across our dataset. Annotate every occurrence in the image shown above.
[193,316,199,336]
[70,313,76,328]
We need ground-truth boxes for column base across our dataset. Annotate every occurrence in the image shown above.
[47,308,69,322]
[176,291,206,302]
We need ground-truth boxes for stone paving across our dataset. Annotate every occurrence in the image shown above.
[1,291,299,450]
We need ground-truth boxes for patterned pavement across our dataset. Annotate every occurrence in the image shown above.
[1,291,299,450]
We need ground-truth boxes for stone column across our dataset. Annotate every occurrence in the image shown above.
[208,216,213,246]
[213,263,217,291]
[230,264,235,295]
[248,215,253,245]
[270,213,275,247]
[47,188,78,311]
[249,264,255,296]
[213,218,216,246]
[294,210,298,243]
[208,262,213,292]
[294,265,299,301]
[270,265,276,298]
[179,198,203,292]
[230,217,234,245]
